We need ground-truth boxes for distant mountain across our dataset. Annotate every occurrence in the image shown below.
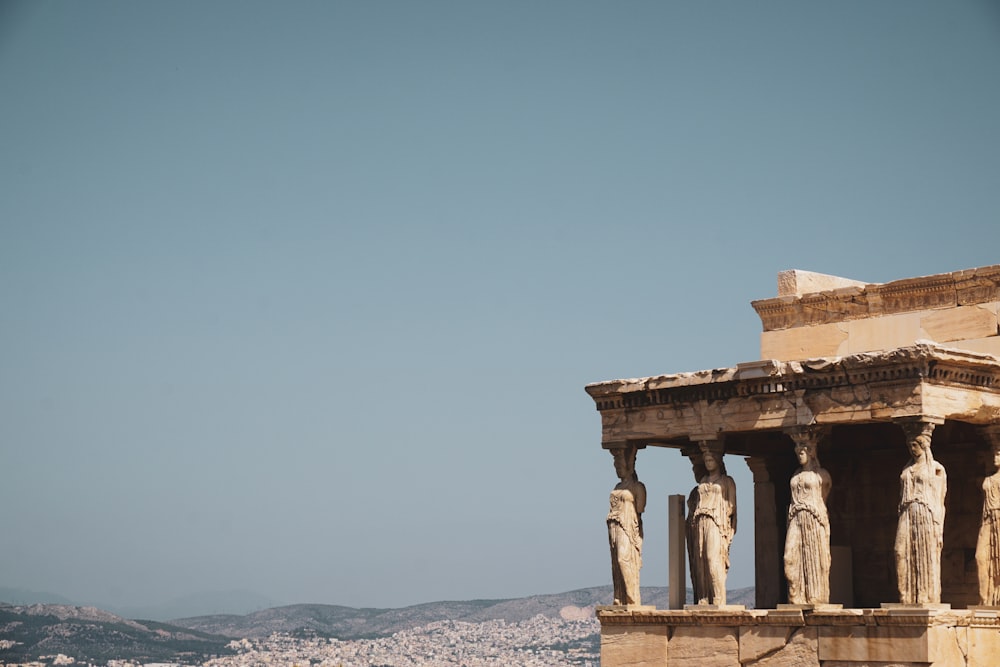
[0,587,280,622]
[0,603,234,664]
[0,587,76,606]
[105,590,280,621]
[171,585,756,640]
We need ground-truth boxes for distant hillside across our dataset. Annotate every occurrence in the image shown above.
[171,585,756,640]
[0,587,76,606]
[0,586,279,621]
[0,603,234,664]
[107,590,280,621]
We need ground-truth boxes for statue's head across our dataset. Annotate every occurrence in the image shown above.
[789,426,827,468]
[699,440,726,475]
[909,423,935,462]
[794,438,819,467]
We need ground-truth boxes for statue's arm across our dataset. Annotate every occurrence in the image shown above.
[821,468,833,503]
[635,481,647,514]
[935,464,948,530]
[938,464,947,505]
[897,468,907,514]
[726,475,737,535]
[983,476,995,518]
[635,481,647,537]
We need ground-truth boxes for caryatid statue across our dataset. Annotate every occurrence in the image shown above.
[687,440,737,605]
[784,428,833,605]
[607,444,646,606]
[684,447,707,605]
[976,434,1000,606]
[895,421,947,604]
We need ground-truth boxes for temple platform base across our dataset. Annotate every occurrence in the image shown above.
[598,606,1000,666]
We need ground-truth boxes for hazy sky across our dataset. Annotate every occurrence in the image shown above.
[2,1,1000,612]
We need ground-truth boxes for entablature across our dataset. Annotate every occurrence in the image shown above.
[586,343,1000,449]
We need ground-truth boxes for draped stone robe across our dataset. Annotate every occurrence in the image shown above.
[608,476,646,605]
[977,472,1000,606]
[784,467,832,604]
[688,473,737,605]
[895,459,947,604]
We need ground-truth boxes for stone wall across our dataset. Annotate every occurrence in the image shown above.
[599,607,1000,667]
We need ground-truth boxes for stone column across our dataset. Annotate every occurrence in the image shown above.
[668,494,686,609]
[747,456,781,609]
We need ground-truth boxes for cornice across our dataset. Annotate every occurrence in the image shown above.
[585,343,1000,413]
[751,264,1000,332]
[595,607,976,627]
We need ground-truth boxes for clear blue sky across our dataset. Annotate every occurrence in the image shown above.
[2,1,999,612]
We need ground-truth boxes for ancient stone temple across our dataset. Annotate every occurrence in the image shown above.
[587,265,1000,667]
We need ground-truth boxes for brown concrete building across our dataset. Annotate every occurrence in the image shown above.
[587,265,1000,666]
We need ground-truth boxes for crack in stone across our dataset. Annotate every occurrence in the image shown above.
[741,627,795,666]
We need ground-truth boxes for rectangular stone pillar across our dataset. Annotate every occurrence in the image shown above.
[747,456,781,609]
[668,494,686,609]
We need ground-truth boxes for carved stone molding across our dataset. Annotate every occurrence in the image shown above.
[586,343,1000,415]
[596,607,980,628]
[785,425,831,450]
[897,419,939,444]
[751,264,1000,332]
